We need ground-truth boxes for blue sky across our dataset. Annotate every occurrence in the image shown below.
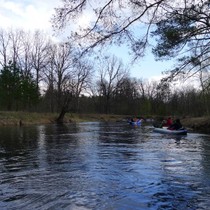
[108,43,175,81]
[0,0,176,81]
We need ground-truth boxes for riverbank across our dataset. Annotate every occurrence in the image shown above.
[0,111,210,134]
[181,116,210,134]
[0,111,128,126]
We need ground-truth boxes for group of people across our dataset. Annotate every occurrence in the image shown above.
[128,116,183,130]
[161,117,183,130]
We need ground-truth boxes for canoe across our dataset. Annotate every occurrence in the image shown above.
[153,127,187,135]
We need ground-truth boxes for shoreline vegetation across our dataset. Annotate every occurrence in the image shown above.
[0,111,210,134]
[0,111,129,126]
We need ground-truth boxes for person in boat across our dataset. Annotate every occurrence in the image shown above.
[168,119,182,130]
[129,117,142,124]
[128,117,135,124]
[132,117,139,122]
[161,117,173,127]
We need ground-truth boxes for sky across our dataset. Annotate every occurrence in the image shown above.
[0,0,183,82]
[0,0,60,31]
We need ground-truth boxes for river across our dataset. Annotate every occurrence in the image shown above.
[0,122,210,210]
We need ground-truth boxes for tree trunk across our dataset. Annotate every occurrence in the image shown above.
[56,95,72,124]
[56,107,67,124]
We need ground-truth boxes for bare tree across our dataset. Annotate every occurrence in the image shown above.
[20,31,34,77]
[136,78,146,99]
[111,76,139,114]
[9,29,24,67]
[144,80,158,100]
[135,78,159,114]
[0,28,26,69]
[199,70,210,115]
[52,0,167,59]
[97,55,128,113]
[71,59,94,112]
[31,30,51,90]
[0,28,10,67]
[42,41,57,113]
[50,42,73,112]
[46,42,79,123]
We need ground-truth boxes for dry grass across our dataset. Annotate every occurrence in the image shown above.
[0,111,57,126]
[182,116,210,133]
[0,111,127,126]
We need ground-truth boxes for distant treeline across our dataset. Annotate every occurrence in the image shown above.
[0,28,209,118]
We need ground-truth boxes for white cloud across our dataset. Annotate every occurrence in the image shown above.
[0,0,61,32]
[2,1,22,15]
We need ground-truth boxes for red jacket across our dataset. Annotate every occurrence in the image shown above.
[165,118,172,126]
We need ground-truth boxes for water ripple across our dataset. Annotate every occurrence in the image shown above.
[0,123,210,209]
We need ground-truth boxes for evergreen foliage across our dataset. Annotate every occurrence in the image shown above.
[0,62,39,110]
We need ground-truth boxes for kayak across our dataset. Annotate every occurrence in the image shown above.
[153,127,187,135]
[128,120,141,126]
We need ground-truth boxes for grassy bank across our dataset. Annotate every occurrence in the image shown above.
[0,111,57,126]
[182,116,210,133]
[0,111,127,126]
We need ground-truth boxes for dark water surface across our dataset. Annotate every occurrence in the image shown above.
[0,122,210,210]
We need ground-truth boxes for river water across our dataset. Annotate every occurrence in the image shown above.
[0,122,210,210]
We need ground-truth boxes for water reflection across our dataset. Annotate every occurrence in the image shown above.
[0,123,210,209]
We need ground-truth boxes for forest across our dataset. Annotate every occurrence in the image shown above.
[1,0,210,122]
